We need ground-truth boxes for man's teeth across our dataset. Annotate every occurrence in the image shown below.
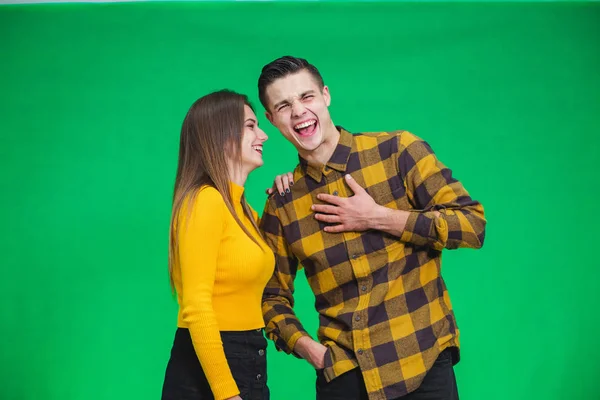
[294,120,316,130]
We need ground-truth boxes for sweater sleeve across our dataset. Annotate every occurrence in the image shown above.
[178,187,239,400]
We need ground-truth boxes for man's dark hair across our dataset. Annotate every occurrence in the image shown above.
[258,56,325,110]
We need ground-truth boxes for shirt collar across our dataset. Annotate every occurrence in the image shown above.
[299,126,353,182]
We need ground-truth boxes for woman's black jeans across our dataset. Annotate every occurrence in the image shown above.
[162,328,269,400]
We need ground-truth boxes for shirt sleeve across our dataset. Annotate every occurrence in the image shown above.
[259,196,310,356]
[397,132,487,251]
[178,187,240,400]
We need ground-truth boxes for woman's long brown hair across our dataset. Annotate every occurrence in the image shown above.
[168,90,264,291]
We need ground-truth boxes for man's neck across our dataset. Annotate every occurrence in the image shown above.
[299,123,340,166]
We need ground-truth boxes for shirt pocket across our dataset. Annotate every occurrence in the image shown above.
[370,184,412,211]
[363,185,413,255]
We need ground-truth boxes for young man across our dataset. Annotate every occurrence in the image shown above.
[257,56,486,400]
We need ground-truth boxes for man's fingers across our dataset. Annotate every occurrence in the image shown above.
[344,174,366,195]
[317,193,344,206]
[314,213,342,223]
[312,204,339,215]
[323,224,348,233]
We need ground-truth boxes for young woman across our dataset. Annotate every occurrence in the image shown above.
[162,90,274,400]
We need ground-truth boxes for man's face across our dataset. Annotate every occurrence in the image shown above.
[264,70,332,153]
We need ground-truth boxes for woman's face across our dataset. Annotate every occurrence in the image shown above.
[238,105,268,173]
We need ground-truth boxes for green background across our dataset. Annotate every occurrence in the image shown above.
[1,2,599,399]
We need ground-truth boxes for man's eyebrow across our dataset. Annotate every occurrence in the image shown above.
[273,99,289,110]
[273,90,317,109]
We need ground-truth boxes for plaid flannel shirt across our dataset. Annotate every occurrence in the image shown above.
[259,127,486,399]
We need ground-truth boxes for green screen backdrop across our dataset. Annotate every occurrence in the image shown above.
[1,2,599,400]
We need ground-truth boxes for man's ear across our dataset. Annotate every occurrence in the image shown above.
[265,111,274,124]
[323,85,331,107]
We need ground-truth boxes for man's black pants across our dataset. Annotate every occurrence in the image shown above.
[316,348,458,400]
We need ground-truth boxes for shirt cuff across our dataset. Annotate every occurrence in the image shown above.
[400,210,447,248]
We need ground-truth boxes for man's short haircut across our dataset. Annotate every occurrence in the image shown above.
[258,56,325,110]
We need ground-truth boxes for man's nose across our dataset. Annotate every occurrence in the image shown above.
[291,100,307,117]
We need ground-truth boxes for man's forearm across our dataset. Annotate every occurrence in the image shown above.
[294,335,328,369]
[369,205,442,240]
[368,205,406,237]
[262,293,311,357]
[294,335,317,357]
[369,202,484,250]
[370,205,437,237]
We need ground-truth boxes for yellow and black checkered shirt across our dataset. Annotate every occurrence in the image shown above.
[260,127,486,399]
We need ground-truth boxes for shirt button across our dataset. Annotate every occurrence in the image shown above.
[351,254,358,259]
[357,349,363,355]
[256,373,262,380]
[361,285,367,291]
[258,349,265,356]
[355,315,361,322]
[333,190,338,196]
